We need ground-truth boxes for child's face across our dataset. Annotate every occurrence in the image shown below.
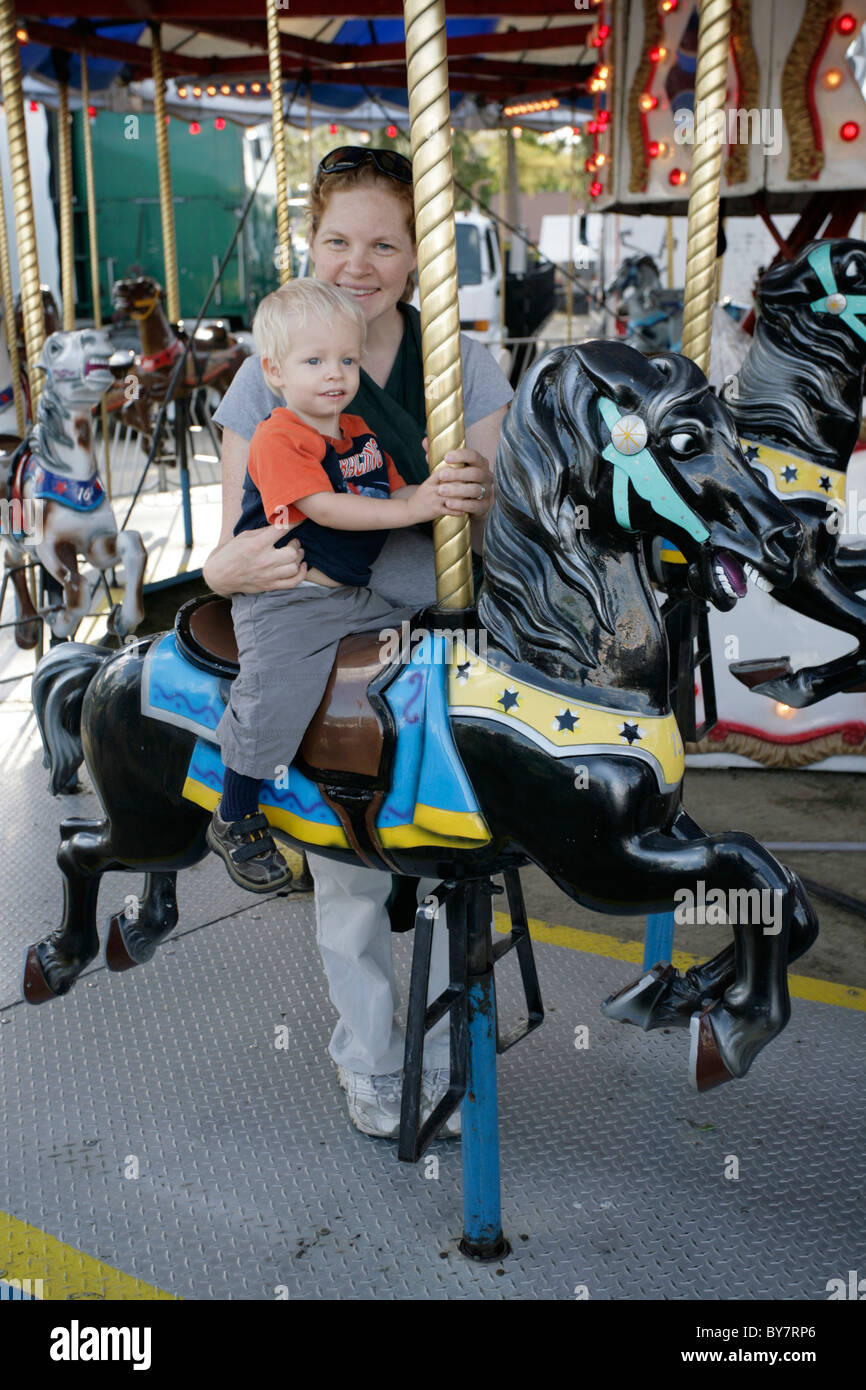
[262,312,362,432]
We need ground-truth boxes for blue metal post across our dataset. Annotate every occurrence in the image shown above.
[459,889,509,1261]
[643,910,675,969]
[175,398,193,549]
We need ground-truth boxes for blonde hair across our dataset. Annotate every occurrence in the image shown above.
[252,278,367,366]
[308,160,417,303]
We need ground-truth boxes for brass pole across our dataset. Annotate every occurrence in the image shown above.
[0,0,45,411]
[81,47,111,497]
[57,80,74,330]
[497,129,507,348]
[306,82,314,192]
[566,113,575,340]
[680,0,732,373]
[267,1,291,285]
[0,165,25,433]
[403,0,472,610]
[150,24,180,322]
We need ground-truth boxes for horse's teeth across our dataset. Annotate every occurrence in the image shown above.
[714,562,736,598]
[743,561,774,594]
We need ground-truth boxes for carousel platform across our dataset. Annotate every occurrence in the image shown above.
[0,694,863,1301]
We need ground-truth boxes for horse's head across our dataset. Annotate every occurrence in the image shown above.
[726,239,866,464]
[756,238,866,363]
[14,285,60,344]
[113,276,163,322]
[484,342,801,636]
[35,329,116,405]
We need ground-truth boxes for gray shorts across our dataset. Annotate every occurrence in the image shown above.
[215,583,418,780]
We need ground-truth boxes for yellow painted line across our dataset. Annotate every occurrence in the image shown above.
[0,1210,177,1301]
[493,911,866,1013]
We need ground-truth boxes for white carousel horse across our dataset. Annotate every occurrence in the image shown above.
[2,328,146,644]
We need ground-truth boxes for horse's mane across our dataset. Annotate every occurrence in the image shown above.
[726,244,866,463]
[479,342,706,667]
[32,377,76,469]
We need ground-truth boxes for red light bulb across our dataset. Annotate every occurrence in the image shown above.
[189,121,201,135]
[329,123,338,135]
[386,124,398,138]
[838,14,856,34]
[215,117,226,131]
[589,180,603,198]
[840,121,860,141]
[648,140,660,157]
[669,168,685,186]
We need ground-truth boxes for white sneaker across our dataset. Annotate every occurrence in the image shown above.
[421,1067,462,1138]
[337,1068,403,1139]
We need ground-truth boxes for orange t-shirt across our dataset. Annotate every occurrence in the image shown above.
[246,408,406,528]
[236,408,409,586]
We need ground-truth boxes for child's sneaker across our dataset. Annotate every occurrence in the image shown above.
[206,806,293,893]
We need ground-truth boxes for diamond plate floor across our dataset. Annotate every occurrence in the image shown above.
[2,698,865,1299]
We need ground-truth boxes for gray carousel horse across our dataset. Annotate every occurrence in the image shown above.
[1,328,147,648]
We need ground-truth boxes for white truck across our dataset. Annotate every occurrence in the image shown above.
[413,210,556,371]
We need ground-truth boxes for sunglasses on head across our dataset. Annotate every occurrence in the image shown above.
[316,146,413,185]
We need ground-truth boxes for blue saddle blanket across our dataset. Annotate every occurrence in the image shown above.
[141,630,489,851]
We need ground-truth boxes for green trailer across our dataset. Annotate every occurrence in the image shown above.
[70,111,281,326]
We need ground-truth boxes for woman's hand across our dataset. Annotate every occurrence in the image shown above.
[437,449,495,520]
[421,438,494,520]
[202,527,308,596]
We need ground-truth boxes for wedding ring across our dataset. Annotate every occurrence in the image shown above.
[477,484,487,502]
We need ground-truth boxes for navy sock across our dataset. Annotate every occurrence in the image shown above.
[221,769,262,822]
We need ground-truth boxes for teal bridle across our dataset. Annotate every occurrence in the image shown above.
[807,243,866,345]
[597,395,709,543]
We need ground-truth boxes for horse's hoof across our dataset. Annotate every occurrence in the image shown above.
[689,1005,736,1093]
[104,913,148,971]
[21,945,64,1004]
[103,917,169,973]
[601,962,676,1028]
[14,622,40,650]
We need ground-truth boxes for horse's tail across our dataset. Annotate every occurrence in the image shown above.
[32,642,113,795]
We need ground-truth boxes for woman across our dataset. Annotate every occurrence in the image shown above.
[204,147,513,1138]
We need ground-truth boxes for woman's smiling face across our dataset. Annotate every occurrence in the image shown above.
[311,187,417,326]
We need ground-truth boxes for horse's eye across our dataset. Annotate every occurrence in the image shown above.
[844,260,860,280]
[670,431,698,455]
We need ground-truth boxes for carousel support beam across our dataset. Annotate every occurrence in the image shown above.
[679,0,732,373]
[81,46,112,498]
[0,150,25,435]
[267,1,291,286]
[404,0,473,611]
[150,24,180,324]
[0,0,46,412]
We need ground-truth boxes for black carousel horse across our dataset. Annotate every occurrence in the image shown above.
[26,341,816,1091]
[721,238,866,707]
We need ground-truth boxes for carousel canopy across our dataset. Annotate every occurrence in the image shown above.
[14,5,599,127]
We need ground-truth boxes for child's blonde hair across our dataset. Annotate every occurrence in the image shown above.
[252,278,367,366]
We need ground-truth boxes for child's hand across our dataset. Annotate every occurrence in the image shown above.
[406,472,452,524]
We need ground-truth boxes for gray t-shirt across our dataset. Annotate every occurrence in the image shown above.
[213,334,513,608]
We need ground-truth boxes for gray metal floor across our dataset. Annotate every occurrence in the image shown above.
[1,698,864,1300]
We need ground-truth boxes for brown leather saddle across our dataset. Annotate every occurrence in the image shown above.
[175,594,406,871]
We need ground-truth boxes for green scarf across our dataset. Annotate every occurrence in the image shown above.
[348,302,430,485]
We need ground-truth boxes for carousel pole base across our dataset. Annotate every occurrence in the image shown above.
[398,872,543,1262]
[459,953,509,1262]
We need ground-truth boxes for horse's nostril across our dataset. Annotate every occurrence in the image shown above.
[765,520,803,561]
